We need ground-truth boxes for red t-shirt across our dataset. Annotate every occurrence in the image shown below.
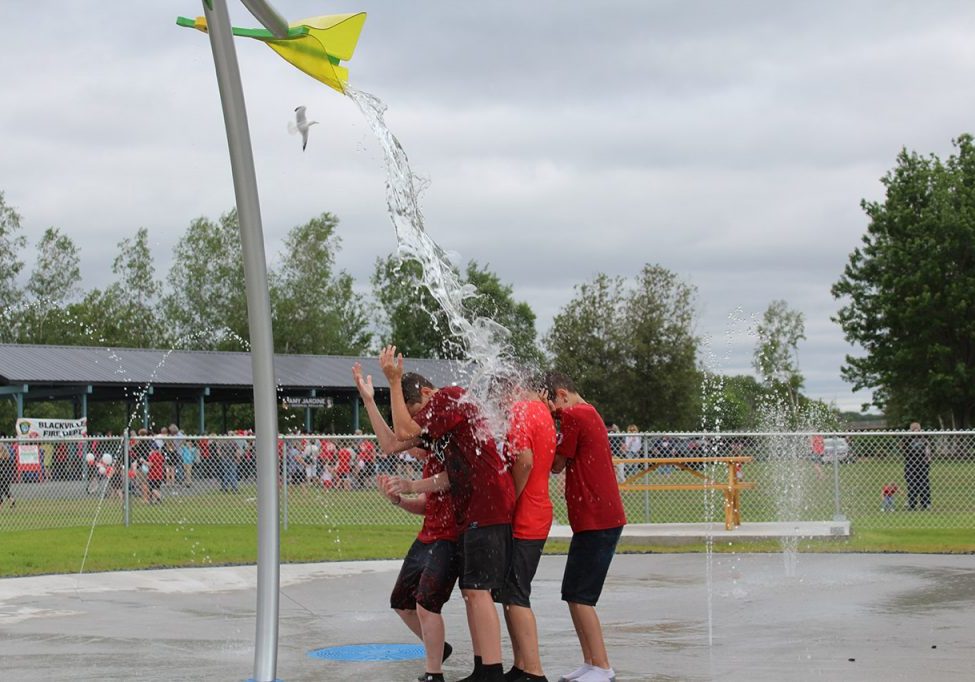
[336,448,353,475]
[148,451,165,481]
[507,400,556,540]
[417,456,459,543]
[358,440,376,462]
[413,385,514,530]
[555,403,627,532]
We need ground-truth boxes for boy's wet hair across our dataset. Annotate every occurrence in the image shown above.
[402,372,434,406]
[543,370,577,395]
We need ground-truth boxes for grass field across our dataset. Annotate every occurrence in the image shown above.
[1,457,972,577]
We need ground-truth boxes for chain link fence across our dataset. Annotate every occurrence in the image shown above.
[1,431,973,533]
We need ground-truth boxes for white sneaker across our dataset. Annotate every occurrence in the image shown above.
[575,667,616,682]
[558,664,594,682]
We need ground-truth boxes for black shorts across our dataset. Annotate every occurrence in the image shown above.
[496,537,546,607]
[561,526,623,606]
[460,524,512,591]
[148,479,162,491]
[390,539,460,614]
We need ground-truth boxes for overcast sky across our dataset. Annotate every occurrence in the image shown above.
[2,1,975,413]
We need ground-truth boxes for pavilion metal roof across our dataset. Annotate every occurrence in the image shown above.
[0,343,462,393]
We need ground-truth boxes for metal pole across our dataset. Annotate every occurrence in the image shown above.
[642,436,650,522]
[201,1,280,679]
[123,432,130,527]
[831,448,846,522]
[281,437,288,532]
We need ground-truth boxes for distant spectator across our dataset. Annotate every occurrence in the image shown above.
[622,424,643,481]
[219,434,240,493]
[180,438,196,488]
[357,433,376,488]
[147,444,165,504]
[335,444,354,490]
[882,482,899,512]
[904,422,932,510]
[303,438,320,485]
[0,435,15,509]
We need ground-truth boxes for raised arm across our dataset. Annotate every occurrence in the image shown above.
[380,345,423,441]
[352,362,419,454]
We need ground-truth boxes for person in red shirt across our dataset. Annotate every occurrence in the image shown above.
[353,361,459,682]
[147,446,165,504]
[378,346,514,682]
[335,445,353,490]
[356,433,376,489]
[496,377,556,682]
[544,371,626,682]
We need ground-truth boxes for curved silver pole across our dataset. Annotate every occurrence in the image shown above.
[201,1,280,680]
[240,0,289,38]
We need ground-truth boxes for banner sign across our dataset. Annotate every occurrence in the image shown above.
[16,417,88,468]
[282,396,332,409]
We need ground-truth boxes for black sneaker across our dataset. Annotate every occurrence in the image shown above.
[417,643,454,681]
[504,666,525,681]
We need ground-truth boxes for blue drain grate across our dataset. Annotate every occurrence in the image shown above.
[308,643,425,662]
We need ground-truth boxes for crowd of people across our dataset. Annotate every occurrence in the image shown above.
[352,346,627,682]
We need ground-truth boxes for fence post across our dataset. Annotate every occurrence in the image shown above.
[123,432,130,527]
[281,438,288,532]
[832,446,846,522]
[642,435,650,522]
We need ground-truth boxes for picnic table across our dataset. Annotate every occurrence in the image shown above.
[613,456,754,530]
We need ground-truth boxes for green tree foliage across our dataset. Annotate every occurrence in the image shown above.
[63,228,166,348]
[164,210,249,350]
[371,255,449,358]
[832,134,975,428]
[270,212,371,355]
[546,264,700,429]
[0,191,26,325]
[17,227,82,343]
[460,261,543,367]
[752,299,806,408]
[371,255,543,364]
[702,373,765,431]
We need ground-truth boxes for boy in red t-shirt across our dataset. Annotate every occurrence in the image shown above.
[147,447,165,504]
[378,346,514,682]
[497,378,556,682]
[544,371,626,682]
[353,361,459,682]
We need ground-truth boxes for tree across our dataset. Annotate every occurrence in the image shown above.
[752,300,806,408]
[0,191,26,330]
[702,373,765,431]
[17,227,82,343]
[460,261,543,367]
[545,264,700,429]
[371,255,451,358]
[832,134,975,428]
[270,212,371,355]
[64,227,166,348]
[371,255,543,364]
[164,210,249,350]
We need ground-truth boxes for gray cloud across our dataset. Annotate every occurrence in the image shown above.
[3,1,975,414]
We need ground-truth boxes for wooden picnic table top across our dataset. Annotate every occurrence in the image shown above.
[611,456,753,464]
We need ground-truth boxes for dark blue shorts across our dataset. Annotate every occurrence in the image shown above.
[390,538,460,614]
[561,526,623,606]
[460,524,512,591]
[496,537,546,607]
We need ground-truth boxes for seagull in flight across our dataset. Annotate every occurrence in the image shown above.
[288,106,318,151]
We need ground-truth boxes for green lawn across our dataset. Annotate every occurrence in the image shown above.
[1,458,972,577]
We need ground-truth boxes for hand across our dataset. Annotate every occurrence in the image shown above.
[385,476,413,496]
[376,475,398,502]
[352,362,375,402]
[379,345,404,384]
